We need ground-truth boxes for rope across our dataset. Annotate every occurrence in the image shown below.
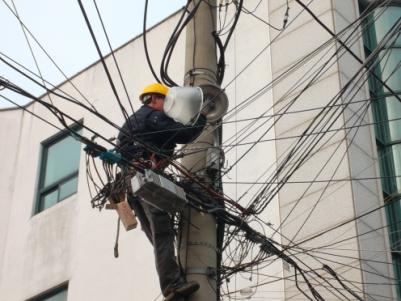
[114,217,121,258]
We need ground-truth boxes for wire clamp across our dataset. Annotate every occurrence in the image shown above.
[186,266,216,278]
[187,240,220,254]
[99,149,122,164]
[83,142,107,158]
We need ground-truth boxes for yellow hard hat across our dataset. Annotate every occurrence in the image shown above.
[139,83,169,101]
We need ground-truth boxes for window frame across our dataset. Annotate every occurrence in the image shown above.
[360,1,401,295]
[35,123,82,214]
[26,283,68,301]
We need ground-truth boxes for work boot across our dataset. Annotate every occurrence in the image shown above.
[164,281,200,301]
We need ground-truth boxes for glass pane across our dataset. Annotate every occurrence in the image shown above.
[379,49,401,94]
[373,7,401,47]
[385,96,401,142]
[372,94,389,141]
[363,14,377,52]
[378,145,393,194]
[390,144,401,193]
[42,289,67,301]
[386,200,401,250]
[40,190,58,211]
[43,135,81,188]
[59,176,78,200]
[385,200,401,301]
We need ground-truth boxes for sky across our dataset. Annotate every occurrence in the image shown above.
[0,0,186,108]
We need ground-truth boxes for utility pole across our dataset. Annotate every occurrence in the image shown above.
[180,1,225,301]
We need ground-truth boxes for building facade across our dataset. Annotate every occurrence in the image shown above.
[0,0,399,300]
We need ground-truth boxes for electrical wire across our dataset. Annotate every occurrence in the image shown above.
[1,0,96,111]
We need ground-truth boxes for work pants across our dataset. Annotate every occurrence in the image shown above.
[128,195,183,295]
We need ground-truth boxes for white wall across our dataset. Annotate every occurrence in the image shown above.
[221,0,283,299]
[0,11,187,301]
[268,0,394,299]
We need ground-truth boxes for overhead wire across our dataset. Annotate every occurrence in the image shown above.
[295,0,401,104]
[0,50,95,108]
[142,0,162,83]
[3,0,399,297]
[277,78,375,234]
[250,6,400,227]
[221,0,387,158]
[160,0,201,87]
[245,14,401,216]
[0,0,96,111]
[9,0,55,106]
[251,214,397,298]
[209,0,368,157]
[218,1,393,216]
[219,2,400,296]
[183,0,346,179]
[92,0,135,115]
[130,0,313,179]
[0,94,64,132]
[0,53,183,160]
[241,0,289,32]
[76,0,131,126]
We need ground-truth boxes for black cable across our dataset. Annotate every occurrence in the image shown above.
[0,78,147,172]
[287,194,399,252]
[254,213,398,296]
[280,80,373,242]
[222,35,346,179]
[217,0,392,209]
[92,0,135,115]
[216,0,243,84]
[10,0,55,106]
[76,0,131,124]
[195,3,388,219]
[1,0,96,111]
[160,3,189,87]
[0,57,173,158]
[246,15,401,215]
[241,5,282,32]
[214,4,396,292]
[160,1,201,87]
[220,1,382,150]
[221,224,350,300]
[218,0,380,119]
[1,78,110,146]
[0,94,63,132]
[295,0,401,104]
[142,0,161,83]
[0,50,93,109]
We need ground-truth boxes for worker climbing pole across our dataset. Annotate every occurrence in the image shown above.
[83,1,228,300]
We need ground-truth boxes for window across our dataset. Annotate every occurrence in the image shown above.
[28,285,68,301]
[36,125,82,213]
[360,1,401,296]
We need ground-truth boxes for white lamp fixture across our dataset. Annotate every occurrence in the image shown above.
[164,85,229,125]
[163,86,203,125]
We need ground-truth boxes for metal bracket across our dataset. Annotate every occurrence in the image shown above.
[206,147,221,171]
[187,241,221,254]
[186,267,217,278]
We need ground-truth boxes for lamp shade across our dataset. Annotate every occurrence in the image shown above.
[200,84,228,122]
[163,86,203,125]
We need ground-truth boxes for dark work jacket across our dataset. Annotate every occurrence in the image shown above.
[117,105,206,161]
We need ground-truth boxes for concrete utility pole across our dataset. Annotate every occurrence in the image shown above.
[180,0,224,301]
